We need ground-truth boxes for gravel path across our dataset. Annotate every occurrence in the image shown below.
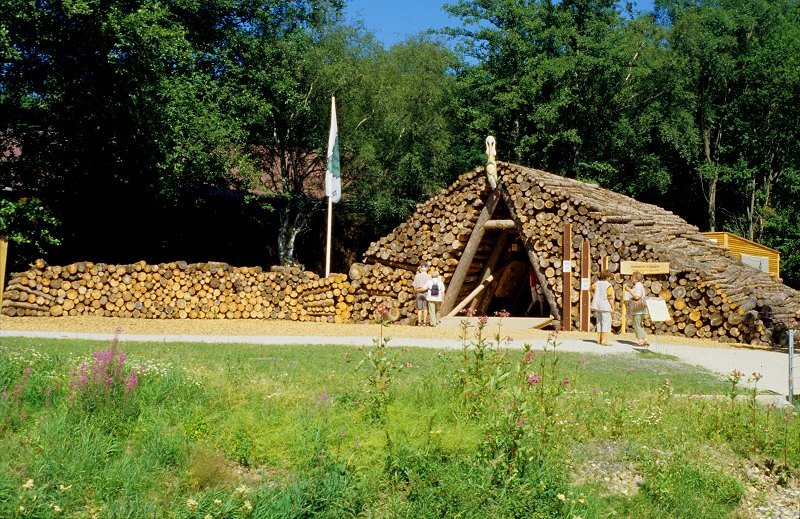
[0,315,793,397]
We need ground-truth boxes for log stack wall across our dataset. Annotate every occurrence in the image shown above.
[1,261,354,323]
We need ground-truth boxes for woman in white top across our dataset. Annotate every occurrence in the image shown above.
[591,269,616,346]
[423,271,445,326]
[624,271,649,347]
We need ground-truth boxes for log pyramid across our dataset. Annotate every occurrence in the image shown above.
[350,162,800,346]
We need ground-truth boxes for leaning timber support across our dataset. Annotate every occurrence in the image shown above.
[441,190,501,315]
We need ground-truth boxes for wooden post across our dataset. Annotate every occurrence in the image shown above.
[325,197,333,278]
[441,190,500,315]
[562,223,572,331]
[580,238,590,331]
[0,236,7,307]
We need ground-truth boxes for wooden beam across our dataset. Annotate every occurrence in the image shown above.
[580,238,590,332]
[446,274,495,318]
[483,219,516,230]
[562,223,573,331]
[441,190,501,315]
[0,236,7,308]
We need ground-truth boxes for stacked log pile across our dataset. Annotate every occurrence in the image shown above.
[1,261,355,323]
[498,163,799,345]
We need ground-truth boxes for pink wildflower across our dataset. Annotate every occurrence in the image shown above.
[527,372,542,385]
[124,369,139,394]
[523,350,536,365]
[478,315,489,326]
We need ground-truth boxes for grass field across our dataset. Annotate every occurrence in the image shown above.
[0,324,797,518]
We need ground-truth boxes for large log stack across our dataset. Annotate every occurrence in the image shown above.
[2,261,354,323]
[352,162,799,346]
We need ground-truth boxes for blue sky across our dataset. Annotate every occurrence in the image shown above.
[344,0,657,48]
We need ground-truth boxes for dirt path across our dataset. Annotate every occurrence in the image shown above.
[0,315,762,350]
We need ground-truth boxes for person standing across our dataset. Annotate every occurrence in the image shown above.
[624,271,649,347]
[591,269,616,346]
[413,264,432,326]
[424,270,445,326]
[526,268,544,316]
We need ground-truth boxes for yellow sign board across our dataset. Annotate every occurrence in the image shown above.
[620,261,670,275]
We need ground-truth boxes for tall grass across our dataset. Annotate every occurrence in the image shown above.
[0,327,796,518]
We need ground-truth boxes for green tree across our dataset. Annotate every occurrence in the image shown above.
[341,37,461,233]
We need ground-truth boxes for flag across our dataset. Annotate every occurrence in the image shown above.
[325,96,341,203]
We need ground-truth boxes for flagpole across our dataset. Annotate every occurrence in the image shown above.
[325,195,332,278]
[324,95,339,279]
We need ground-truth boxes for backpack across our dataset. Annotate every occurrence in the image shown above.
[429,282,440,297]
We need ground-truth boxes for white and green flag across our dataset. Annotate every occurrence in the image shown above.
[325,96,341,203]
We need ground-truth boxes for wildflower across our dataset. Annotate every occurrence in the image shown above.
[591,387,600,394]
[125,369,139,394]
[22,478,34,490]
[18,506,25,513]
[243,500,253,512]
[749,372,763,382]
[205,515,213,519]
[354,439,361,447]
[353,399,360,406]
[561,377,571,388]
[214,499,222,505]
[523,350,536,365]
[478,315,489,325]
[235,484,251,496]
[0,389,6,398]
[627,368,636,374]
[527,373,542,385]
[494,309,511,318]
[548,329,559,342]
[729,369,745,382]
[578,356,587,366]
[58,484,72,492]
[187,498,198,510]
[461,307,477,317]
[404,362,413,368]
[342,351,351,360]
[53,504,63,513]
[373,303,390,323]
[557,493,566,501]
[320,391,329,402]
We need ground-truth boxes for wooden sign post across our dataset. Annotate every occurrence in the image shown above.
[579,239,590,331]
[0,236,7,307]
[561,223,572,331]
